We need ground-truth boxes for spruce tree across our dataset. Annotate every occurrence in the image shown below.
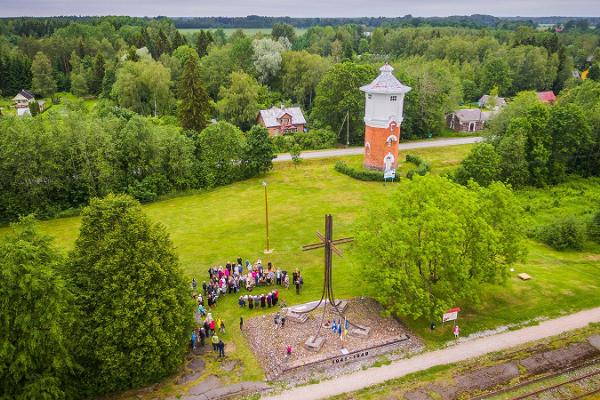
[89,53,105,95]
[0,216,73,399]
[177,54,211,132]
[195,30,213,57]
[67,194,193,396]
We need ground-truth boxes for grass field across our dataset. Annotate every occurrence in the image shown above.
[3,144,600,390]
[178,27,308,37]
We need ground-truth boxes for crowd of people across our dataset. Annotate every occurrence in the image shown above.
[192,257,304,310]
[189,257,305,358]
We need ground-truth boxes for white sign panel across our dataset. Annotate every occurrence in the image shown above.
[442,307,461,323]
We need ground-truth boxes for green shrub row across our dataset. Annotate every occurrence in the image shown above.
[334,161,387,182]
[535,217,586,251]
[405,153,432,179]
[271,128,337,153]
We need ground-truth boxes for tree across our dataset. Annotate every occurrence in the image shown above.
[400,60,463,138]
[217,71,263,131]
[272,23,296,43]
[280,51,330,109]
[252,37,289,85]
[547,103,592,182]
[354,175,525,320]
[369,28,385,54]
[290,144,302,168]
[31,51,56,97]
[70,66,88,97]
[242,125,275,177]
[589,209,600,244]
[89,53,105,95]
[311,62,377,144]
[454,143,501,187]
[66,194,193,396]
[0,216,73,400]
[196,121,246,187]
[496,118,531,187]
[480,56,512,95]
[195,30,214,57]
[177,53,211,132]
[111,59,174,116]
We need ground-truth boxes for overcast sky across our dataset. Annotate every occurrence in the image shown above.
[1,0,599,18]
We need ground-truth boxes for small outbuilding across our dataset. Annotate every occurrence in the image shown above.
[478,95,507,109]
[257,106,306,136]
[447,109,496,133]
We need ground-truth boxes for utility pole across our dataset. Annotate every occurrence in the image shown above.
[262,181,273,254]
[346,111,350,147]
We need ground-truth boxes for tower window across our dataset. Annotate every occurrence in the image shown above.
[390,95,397,102]
[368,94,372,99]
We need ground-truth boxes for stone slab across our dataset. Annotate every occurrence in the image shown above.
[349,325,371,338]
[588,334,600,351]
[304,336,326,352]
[518,273,532,280]
[187,375,221,396]
[188,358,205,372]
[333,300,348,313]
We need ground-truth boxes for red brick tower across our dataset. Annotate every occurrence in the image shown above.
[360,64,411,171]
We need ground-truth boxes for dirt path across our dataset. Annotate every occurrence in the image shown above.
[273,136,483,162]
[262,307,600,400]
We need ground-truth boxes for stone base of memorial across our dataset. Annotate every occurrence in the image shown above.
[242,297,423,384]
[304,336,326,352]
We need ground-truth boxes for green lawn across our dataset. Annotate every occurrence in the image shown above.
[3,144,600,392]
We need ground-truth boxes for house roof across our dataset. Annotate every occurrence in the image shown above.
[478,95,506,108]
[453,108,495,123]
[537,91,557,103]
[360,64,412,95]
[258,106,306,128]
[13,89,34,101]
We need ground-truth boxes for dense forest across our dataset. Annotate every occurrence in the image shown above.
[1,16,600,223]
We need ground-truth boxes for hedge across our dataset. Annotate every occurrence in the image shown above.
[334,161,391,182]
[405,154,431,179]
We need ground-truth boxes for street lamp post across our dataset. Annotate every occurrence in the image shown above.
[262,181,273,254]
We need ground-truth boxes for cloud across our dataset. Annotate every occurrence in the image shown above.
[1,0,599,17]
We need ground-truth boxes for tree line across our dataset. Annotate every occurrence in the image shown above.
[454,80,600,188]
[0,107,274,222]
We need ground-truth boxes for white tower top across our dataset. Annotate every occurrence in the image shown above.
[360,64,411,95]
[360,64,411,128]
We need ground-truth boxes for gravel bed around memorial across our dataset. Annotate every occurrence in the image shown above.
[243,297,422,381]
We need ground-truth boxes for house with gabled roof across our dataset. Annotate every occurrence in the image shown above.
[257,106,307,136]
[13,89,35,108]
[447,108,496,133]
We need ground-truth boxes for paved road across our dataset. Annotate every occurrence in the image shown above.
[262,307,600,400]
[273,136,483,162]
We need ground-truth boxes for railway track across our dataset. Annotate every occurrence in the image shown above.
[481,359,600,400]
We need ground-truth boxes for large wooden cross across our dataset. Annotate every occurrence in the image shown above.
[297,214,353,318]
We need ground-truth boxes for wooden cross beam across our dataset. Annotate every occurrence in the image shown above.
[302,214,353,258]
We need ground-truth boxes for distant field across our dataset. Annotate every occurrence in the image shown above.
[178,27,308,37]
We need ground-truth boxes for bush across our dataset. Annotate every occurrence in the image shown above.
[335,161,389,182]
[270,128,337,153]
[536,217,586,251]
[405,153,431,179]
[589,209,600,243]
